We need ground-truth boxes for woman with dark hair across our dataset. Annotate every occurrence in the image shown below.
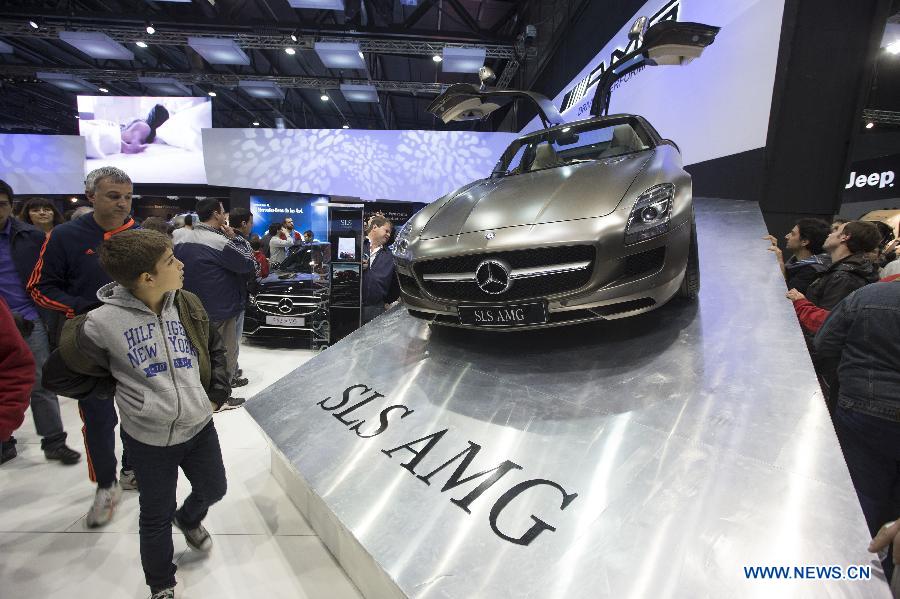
[18,197,64,234]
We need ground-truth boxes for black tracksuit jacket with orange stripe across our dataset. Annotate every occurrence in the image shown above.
[27,213,137,320]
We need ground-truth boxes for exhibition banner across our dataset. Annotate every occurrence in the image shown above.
[203,128,517,202]
[524,0,787,167]
[0,134,86,195]
[249,193,329,239]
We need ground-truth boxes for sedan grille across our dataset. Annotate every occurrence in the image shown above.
[414,246,595,303]
[255,294,321,317]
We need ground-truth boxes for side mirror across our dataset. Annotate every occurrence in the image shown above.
[478,66,496,91]
[628,16,648,42]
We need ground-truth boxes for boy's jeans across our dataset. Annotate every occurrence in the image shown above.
[122,421,227,593]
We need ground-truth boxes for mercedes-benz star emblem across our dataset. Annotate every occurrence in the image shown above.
[484,231,495,240]
[277,298,294,314]
[475,260,511,295]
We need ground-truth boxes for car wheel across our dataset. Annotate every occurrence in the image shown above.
[677,218,700,300]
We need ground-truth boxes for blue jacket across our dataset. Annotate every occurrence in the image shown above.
[28,213,137,318]
[814,281,900,421]
[362,241,399,307]
[6,217,46,296]
[174,223,255,322]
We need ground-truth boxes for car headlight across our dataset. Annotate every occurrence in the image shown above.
[624,183,674,245]
[392,219,415,261]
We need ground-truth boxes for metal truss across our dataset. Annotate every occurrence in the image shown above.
[0,20,535,60]
[0,64,449,94]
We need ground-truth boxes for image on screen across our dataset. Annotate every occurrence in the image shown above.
[337,237,357,261]
[77,96,211,184]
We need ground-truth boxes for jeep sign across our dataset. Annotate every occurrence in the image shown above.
[841,153,900,204]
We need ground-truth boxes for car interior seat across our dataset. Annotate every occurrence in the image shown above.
[530,143,560,171]
[599,124,644,157]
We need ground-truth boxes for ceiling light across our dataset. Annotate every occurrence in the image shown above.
[887,40,900,55]
[342,124,349,129]
[37,72,98,92]
[29,20,39,29]
[138,76,191,96]
[70,197,78,203]
[0,40,12,55]
[136,41,148,48]
[432,54,442,62]
[208,91,217,97]
[98,87,109,93]
[288,0,344,9]
[252,121,260,126]
[146,24,156,35]
[562,127,571,132]
[866,122,875,129]
[340,83,378,103]
[239,80,285,100]
[285,47,296,55]
[74,115,80,119]
[314,41,366,69]
[320,93,329,102]
[441,46,486,73]
[59,31,134,60]
[188,37,250,65]
[358,51,364,59]
[290,33,298,43]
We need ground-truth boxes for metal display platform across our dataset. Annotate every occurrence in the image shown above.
[246,198,891,598]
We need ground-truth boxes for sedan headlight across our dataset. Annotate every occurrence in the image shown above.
[624,183,674,245]
[392,219,415,261]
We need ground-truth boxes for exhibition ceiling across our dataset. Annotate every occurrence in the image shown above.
[0,0,593,134]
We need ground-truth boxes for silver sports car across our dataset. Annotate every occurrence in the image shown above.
[392,18,718,329]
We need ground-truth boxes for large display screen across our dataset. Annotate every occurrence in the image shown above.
[249,193,329,240]
[0,134,86,194]
[77,96,211,184]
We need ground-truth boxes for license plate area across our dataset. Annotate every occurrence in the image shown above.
[265,315,306,327]
[457,303,548,327]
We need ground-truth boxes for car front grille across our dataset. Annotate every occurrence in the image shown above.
[414,245,595,303]
[255,294,322,317]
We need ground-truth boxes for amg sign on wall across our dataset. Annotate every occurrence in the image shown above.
[528,0,787,168]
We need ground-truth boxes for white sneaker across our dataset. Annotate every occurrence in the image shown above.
[85,483,122,528]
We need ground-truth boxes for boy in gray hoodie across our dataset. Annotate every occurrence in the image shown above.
[44,229,231,599]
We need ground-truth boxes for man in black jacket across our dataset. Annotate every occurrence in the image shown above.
[764,218,831,294]
[803,221,881,310]
[362,214,399,325]
[0,180,80,465]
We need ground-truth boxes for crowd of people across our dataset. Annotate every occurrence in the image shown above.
[765,215,900,587]
[0,166,404,598]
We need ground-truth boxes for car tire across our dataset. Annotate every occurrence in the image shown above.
[677,217,700,300]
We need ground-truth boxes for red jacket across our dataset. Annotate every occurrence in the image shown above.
[792,273,900,334]
[253,250,269,278]
[0,298,34,440]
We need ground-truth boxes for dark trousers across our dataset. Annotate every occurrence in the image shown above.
[833,406,900,579]
[78,397,130,488]
[123,421,227,593]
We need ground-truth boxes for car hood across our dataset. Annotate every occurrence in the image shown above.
[257,271,318,293]
[419,152,652,240]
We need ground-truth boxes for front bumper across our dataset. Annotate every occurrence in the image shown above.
[394,215,691,330]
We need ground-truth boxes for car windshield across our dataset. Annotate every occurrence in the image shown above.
[495,119,652,177]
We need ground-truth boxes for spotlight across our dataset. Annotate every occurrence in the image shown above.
[29,20,39,29]
[887,40,900,55]
[432,54,442,62]
[358,51,364,59]
[136,41,148,48]
[342,123,349,129]
[208,91,217,97]
[70,197,78,203]
[75,115,80,119]
[866,122,875,129]
[98,87,109,93]
[252,121,260,126]
[290,33,298,43]
[146,23,155,35]
[285,47,296,55]
[320,93,329,101]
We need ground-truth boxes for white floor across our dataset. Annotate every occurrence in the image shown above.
[0,340,363,599]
